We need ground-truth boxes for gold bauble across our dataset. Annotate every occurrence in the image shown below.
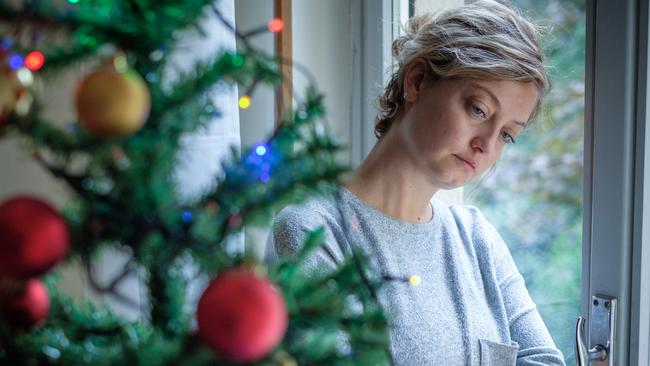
[75,64,150,137]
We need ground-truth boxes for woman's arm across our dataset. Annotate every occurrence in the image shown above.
[485,217,567,366]
[265,205,341,275]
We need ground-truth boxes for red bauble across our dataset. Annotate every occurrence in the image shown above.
[196,268,288,362]
[0,196,69,279]
[0,278,50,329]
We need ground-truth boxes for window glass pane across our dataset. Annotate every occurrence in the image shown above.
[395,0,585,362]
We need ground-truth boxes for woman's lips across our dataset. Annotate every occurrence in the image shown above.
[454,155,476,171]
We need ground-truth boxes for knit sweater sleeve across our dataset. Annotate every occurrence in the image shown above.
[474,209,566,366]
[264,203,343,276]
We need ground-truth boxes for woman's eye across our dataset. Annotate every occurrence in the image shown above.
[500,131,516,144]
[471,104,487,119]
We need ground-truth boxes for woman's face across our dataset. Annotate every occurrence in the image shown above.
[397,62,539,190]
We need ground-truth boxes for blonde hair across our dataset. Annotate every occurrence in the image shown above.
[375,0,549,139]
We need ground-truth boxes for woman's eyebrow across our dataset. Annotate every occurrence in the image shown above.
[469,82,501,109]
[469,82,527,127]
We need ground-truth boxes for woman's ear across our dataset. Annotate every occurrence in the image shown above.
[403,59,428,103]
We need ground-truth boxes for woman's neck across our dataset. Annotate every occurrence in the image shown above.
[342,131,438,223]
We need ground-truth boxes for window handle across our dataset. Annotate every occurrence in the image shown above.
[574,295,617,366]
[575,316,606,365]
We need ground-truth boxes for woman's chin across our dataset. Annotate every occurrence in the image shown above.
[435,178,470,191]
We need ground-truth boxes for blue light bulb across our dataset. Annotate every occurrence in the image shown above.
[181,211,193,223]
[8,54,24,70]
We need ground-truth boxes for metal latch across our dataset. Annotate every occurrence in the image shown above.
[575,294,617,366]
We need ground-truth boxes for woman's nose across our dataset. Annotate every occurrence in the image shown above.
[471,137,485,153]
[470,125,500,154]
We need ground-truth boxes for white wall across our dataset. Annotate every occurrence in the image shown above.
[416,0,463,15]
[292,0,355,163]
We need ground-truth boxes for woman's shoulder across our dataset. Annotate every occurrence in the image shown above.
[269,189,347,267]
[433,198,490,229]
[274,190,341,230]
[433,198,503,248]
[435,200,517,282]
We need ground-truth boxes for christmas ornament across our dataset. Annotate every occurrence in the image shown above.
[0,65,34,124]
[0,278,50,329]
[0,196,69,279]
[75,55,151,137]
[196,267,288,362]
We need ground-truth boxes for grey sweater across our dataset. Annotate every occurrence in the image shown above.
[265,187,565,365]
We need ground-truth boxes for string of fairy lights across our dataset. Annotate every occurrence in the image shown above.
[238,18,285,109]
[0,17,284,111]
[2,42,45,72]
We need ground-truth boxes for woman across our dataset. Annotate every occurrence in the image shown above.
[266,1,565,364]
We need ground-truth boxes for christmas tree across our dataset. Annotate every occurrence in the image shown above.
[0,1,391,364]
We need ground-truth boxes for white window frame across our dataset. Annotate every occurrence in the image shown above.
[350,0,393,167]
[585,0,650,364]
